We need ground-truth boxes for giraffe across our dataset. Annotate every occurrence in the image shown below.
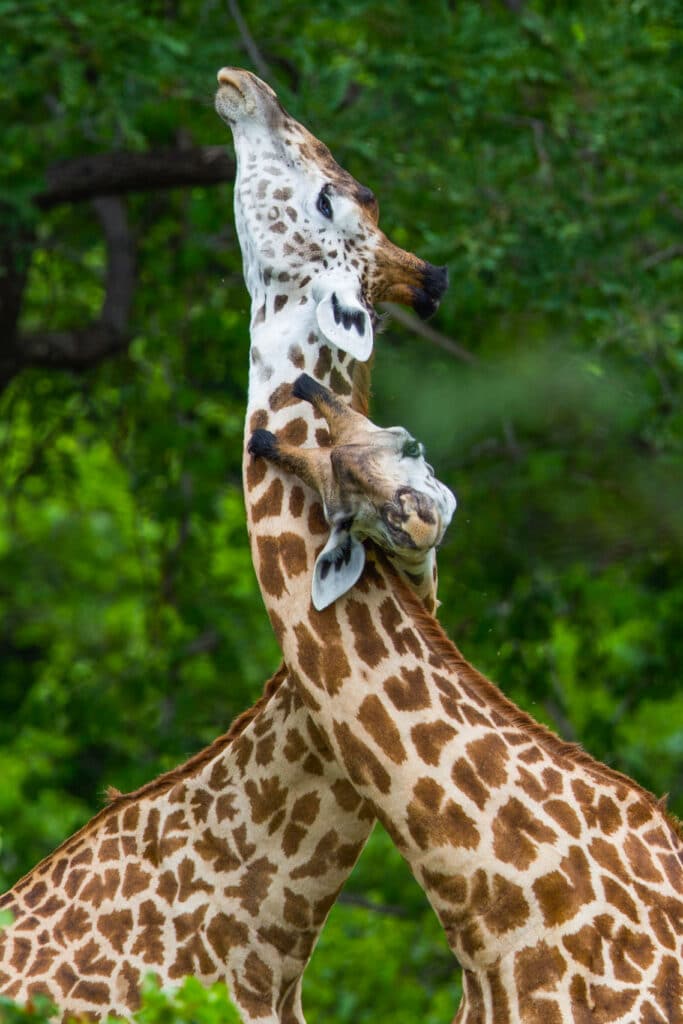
[0,425,451,1024]
[0,77,452,1023]
[0,667,374,1023]
[218,68,683,1023]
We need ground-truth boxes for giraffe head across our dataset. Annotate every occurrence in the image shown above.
[248,373,456,609]
[215,68,448,361]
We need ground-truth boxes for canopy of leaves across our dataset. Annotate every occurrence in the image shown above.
[1,0,682,1020]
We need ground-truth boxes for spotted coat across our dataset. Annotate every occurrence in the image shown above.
[223,68,683,1024]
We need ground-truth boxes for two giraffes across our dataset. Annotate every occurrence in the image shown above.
[1,68,681,1024]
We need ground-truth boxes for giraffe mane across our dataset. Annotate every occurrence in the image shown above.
[105,662,289,809]
[381,551,683,842]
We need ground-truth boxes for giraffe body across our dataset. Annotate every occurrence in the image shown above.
[0,671,376,1023]
[222,68,683,1023]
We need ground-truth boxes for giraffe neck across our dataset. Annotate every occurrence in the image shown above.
[245,300,437,610]
[0,674,373,1023]
[244,313,683,1021]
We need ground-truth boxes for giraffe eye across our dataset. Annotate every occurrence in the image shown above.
[316,188,333,220]
[401,439,422,459]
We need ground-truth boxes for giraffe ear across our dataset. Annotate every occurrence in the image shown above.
[312,525,366,611]
[315,289,373,362]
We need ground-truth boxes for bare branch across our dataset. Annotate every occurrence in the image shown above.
[35,147,235,209]
[642,243,683,271]
[226,0,274,83]
[382,303,477,364]
[15,196,135,375]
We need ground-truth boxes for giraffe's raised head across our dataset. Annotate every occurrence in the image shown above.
[248,374,456,609]
[215,68,448,362]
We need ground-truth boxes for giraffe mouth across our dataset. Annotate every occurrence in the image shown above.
[217,68,244,96]
[215,69,248,122]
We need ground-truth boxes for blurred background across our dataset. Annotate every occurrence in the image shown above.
[1,1,682,1019]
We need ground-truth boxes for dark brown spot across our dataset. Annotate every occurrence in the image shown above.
[602,875,639,923]
[246,456,267,488]
[623,832,664,883]
[72,980,109,1005]
[278,416,308,446]
[331,778,362,812]
[492,797,557,869]
[563,924,605,974]
[609,925,655,982]
[649,905,676,949]
[514,940,566,1024]
[244,776,288,826]
[308,499,328,535]
[314,346,332,378]
[468,870,530,936]
[269,382,297,412]
[274,294,288,313]
[358,694,407,764]
[589,837,631,884]
[289,484,305,518]
[288,344,305,368]
[206,912,248,959]
[346,599,389,667]
[333,720,392,794]
[532,845,595,926]
[384,665,431,712]
[406,777,479,851]
[74,937,116,976]
[251,478,284,523]
[627,800,653,830]
[97,909,133,954]
[421,867,467,905]
[329,367,352,395]
[651,955,683,1023]
[596,794,622,834]
[544,798,581,838]
[256,535,286,598]
[24,882,47,908]
[466,733,509,787]
[451,758,489,810]
[121,863,150,899]
[411,720,456,767]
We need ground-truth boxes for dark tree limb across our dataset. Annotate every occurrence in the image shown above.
[226,0,274,83]
[11,196,135,377]
[35,146,235,209]
[1,145,236,390]
[382,303,477,364]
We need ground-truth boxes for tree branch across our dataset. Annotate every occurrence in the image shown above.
[226,0,274,83]
[35,146,235,209]
[15,196,136,374]
[382,303,477,364]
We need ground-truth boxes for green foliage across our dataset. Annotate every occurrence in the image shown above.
[1,0,682,1019]
[0,977,242,1024]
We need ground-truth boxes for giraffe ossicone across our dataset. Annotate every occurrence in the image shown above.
[248,373,456,610]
